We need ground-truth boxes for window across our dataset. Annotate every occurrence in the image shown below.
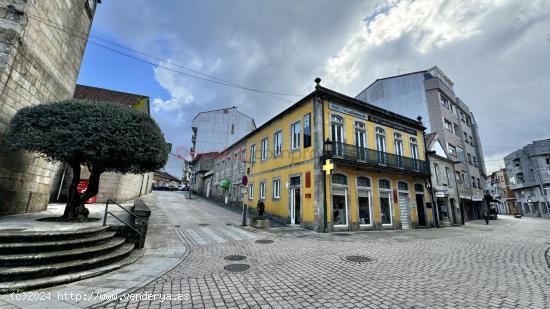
[272,179,281,199]
[332,173,348,185]
[473,156,478,167]
[291,121,301,150]
[448,144,457,156]
[441,96,449,108]
[231,124,235,134]
[445,167,452,187]
[250,144,256,165]
[466,115,472,126]
[456,146,464,160]
[398,181,408,191]
[434,163,440,184]
[357,177,371,187]
[455,171,462,184]
[261,138,268,160]
[290,176,300,186]
[274,131,282,156]
[453,123,460,136]
[303,113,311,148]
[463,172,469,188]
[259,182,266,200]
[468,153,473,165]
[469,135,473,145]
[516,173,524,183]
[248,184,254,200]
[464,132,468,143]
[240,149,246,168]
[513,158,521,168]
[450,104,457,116]
[472,176,476,188]
[477,178,481,190]
[460,111,465,123]
[410,137,418,160]
[379,179,391,189]
[414,184,424,192]
[444,118,454,133]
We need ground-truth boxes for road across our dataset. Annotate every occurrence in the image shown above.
[97,191,550,309]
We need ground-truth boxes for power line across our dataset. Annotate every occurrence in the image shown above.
[22,11,303,102]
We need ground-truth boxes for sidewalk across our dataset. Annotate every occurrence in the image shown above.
[0,194,186,309]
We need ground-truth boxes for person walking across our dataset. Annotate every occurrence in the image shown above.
[484,212,489,225]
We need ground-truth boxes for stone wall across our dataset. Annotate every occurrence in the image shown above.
[0,0,95,214]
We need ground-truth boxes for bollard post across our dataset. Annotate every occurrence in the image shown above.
[241,203,248,226]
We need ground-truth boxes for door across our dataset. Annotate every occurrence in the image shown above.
[380,191,392,225]
[333,188,348,226]
[398,192,410,229]
[290,188,301,225]
[358,190,371,225]
[394,138,404,167]
[332,117,344,157]
[355,128,367,161]
[376,133,386,164]
[416,194,426,226]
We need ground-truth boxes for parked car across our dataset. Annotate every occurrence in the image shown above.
[182,185,190,191]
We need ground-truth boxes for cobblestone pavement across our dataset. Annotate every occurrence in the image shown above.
[95,192,550,309]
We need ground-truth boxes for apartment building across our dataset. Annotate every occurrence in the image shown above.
[504,139,550,217]
[485,168,516,215]
[210,80,431,232]
[356,66,486,220]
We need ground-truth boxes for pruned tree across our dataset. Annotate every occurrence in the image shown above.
[5,99,169,220]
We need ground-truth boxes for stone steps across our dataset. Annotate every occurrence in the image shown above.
[0,249,143,294]
[0,237,126,266]
[0,231,117,253]
[0,226,140,293]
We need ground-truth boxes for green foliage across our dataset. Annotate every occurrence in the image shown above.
[5,99,169,174]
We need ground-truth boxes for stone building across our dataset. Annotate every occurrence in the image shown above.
[485,168,515,215]
[356,66,487,221]
[426,133,462,225]
[152,170,180,188]
[0,0,99,215]
[190,152,217,196]
[210,80,431,232]
[504,139,550,217]
[50,84,154,204]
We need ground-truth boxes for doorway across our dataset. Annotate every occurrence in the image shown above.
[331,115,344,157]
[398,192,410,229]
[290,187,301,225]
[333,188,348,227]
[416,194,426,226]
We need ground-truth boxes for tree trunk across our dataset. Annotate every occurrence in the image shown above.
[62,163,102,221]
[62,161,81,219]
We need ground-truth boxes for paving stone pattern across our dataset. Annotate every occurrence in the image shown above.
[96,192,550,309]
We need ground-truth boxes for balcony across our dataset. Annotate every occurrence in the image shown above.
[324,141,428,175]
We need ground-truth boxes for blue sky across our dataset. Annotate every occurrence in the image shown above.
[77,0,550,178]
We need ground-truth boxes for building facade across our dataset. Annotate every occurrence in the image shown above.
[191,107,255,156]
[356,66,486,221]
[504,139,550,217]
[50,85,154,204]
[427,133,462,225]
[0,0,98,215]
[190,152,217,195]
[485,168,516,215]
[210,81,432,232]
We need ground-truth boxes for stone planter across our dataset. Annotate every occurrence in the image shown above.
[248,218,269,228]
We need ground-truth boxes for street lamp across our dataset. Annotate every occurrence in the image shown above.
[323,138,332,157]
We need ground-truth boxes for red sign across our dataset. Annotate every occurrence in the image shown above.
[305,193,311,199]
[305,171,311,188]
[393,189,398,203]
[77,179,97,204]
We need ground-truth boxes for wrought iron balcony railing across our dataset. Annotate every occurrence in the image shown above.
[324,141,428,174]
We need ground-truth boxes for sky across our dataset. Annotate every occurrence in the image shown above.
[77,0,550,178]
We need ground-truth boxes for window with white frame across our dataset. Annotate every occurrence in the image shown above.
[250,144,256,164]
[248,184,254,200]
[434,163,440,184]
[259,182,266,200]
[456,146,464,160]
[447,144,457,156]
[261,138,268,160]
[274,130,282,156]
[272,179,281,199]
[441,96,449,109]
[444,118,454,133]
[445,167,452,187]
[291,121,301,149]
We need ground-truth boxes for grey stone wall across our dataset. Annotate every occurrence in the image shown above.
[0,0,94,214]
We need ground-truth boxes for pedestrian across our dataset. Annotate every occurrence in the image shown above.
[484,212,489,225]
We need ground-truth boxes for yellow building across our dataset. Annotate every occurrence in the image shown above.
[211,81,432,232]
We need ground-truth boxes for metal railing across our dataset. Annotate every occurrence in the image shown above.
[326,141,428,174]
[103,199,145,236]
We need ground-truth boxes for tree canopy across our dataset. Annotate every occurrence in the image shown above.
[5,99,169,173]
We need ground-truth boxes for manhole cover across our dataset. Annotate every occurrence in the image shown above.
[334,233,351,237]
[224,264,250,272]
[255,239,274,244]
[174,225,181,227]
[345,255,375,263]
[198,223,210,226]
[226,223,232,225]
[224,255,247,261]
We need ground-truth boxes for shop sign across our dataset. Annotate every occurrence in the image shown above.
[472,195,483,201]
[435,191,446,198]
[329,102,367,120]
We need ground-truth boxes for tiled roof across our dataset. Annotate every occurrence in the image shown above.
[154,170,180,182]
[74,84,148,107]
